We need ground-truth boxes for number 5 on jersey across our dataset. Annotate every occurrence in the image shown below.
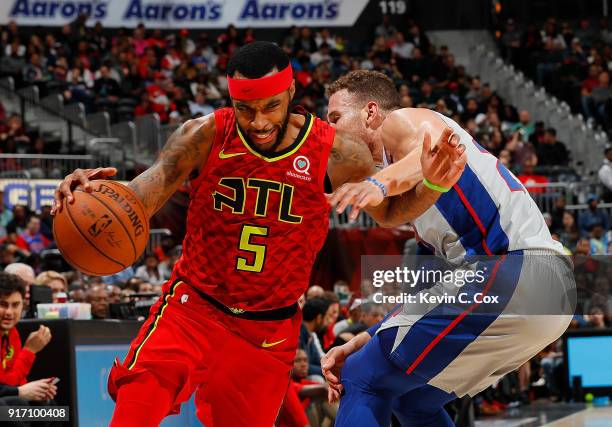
[237,225,268,272]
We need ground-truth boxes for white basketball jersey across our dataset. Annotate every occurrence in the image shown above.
[390,113,563,263]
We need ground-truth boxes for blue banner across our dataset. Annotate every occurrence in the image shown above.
[0,0,370,29]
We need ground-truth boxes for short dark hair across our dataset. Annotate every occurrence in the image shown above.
[0,272,26,299]
[321,291,339,304]
[226,41,290,79]
[327,70,401,111]
[546,128,557,136]
[302,297,331,322]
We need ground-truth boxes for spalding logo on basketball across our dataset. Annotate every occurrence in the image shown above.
[53,180,149,276]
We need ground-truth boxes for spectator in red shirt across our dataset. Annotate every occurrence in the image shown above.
[277,349,335,427]
[518,158,549,193]
[145,72,177,122]
[0,272,55,397]
[134,94,154,117]
[217,24,241,55]
[581,64,601,95]
[0,114,30,153]
[146,29,166,51]
[153,235,176,264]
[132,26,148,57]
[15,216,50,255]
[160,46,182,73]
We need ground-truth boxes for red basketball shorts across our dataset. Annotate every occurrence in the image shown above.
[107,278,302,427]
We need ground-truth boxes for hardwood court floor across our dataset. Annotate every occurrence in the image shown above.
[543,406,612,427]
[475,402,612,427]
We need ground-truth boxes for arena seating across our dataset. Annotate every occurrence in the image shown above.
[0,14,611,424]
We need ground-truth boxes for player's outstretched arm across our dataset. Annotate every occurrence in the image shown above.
[374,127,463,196]
[374,127,466,227]
[52,115,215,218]
[326,130,393,221]
[327,128,466,226]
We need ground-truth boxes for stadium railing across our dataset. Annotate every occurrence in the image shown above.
[523,181,602,213]
[0,78,138,163]
[0,147,127,180]
[86,111,112,137]
[0,153,98,179]
[0,78,101,152]
[470,45,610,177]
[135,114,162,164]
[327,181,606,229]
[146,228,172,256]
[0,150,128,212]
[565,203,612,219]
[110,121,137,162]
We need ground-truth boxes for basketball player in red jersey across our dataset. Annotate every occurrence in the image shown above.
[51,42,465,427]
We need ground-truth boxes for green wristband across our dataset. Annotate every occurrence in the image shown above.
[422,178,451,193]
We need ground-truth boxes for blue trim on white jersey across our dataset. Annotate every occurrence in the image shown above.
[435,165,510,255]
[379,253,524,380]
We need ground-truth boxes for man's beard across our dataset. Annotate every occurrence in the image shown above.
[239,109,291,154]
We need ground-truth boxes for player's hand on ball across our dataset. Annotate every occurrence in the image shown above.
[421,127,466,190]
[51,167,117,215]
[326,180,387,221]
[321,344,352,403]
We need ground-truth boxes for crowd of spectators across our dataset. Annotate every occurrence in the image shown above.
[538,192,612,256]
[0,12,611,424]
[1,17,608,228]
[488,19,612,258]
[498,17,612,134]
[0,16,583,180]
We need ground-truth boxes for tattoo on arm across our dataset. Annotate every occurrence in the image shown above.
[128,118,213,217]
[326,131,439,227]
[328,131,377,189]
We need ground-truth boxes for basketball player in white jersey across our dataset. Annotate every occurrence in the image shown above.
[322,70,576,426]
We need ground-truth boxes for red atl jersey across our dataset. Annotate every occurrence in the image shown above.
[174,107,334,311]
[0,328,35,386]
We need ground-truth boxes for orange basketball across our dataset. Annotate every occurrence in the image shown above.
[53,180,149,276]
